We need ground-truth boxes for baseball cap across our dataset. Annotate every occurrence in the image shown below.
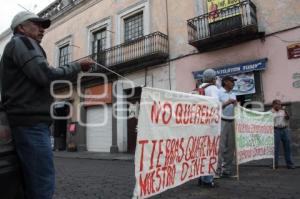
[11,11,51,31]
[222,76,237,83]
[203,69,217,82]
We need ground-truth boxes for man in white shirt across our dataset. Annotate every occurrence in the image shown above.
[197,69,219,188]
[271,99,295,169]
[217,76,237,177]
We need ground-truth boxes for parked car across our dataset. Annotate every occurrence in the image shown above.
[0,104,24,199]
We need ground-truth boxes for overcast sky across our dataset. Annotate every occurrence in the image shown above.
[0,0,55,33]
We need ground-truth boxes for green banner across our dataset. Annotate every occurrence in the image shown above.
[235,106,274,164]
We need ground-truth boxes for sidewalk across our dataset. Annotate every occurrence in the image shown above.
[54,151,299,167]
[54,151,134,161]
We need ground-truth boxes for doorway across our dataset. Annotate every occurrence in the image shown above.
[126,87,142,153]
[53,102,69,151]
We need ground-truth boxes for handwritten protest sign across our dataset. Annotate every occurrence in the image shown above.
[132,87,221,198]
[235,106,274,165]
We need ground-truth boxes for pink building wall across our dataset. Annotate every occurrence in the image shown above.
[174,27,300,104]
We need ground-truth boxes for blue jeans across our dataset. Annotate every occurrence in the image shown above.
[274,128,294,167]
[12,123,55,199]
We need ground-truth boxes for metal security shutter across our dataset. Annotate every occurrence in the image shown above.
[86,106,112,152]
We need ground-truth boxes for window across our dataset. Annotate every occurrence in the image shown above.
[91,28,106,64]
[116,1,149,44]
[92,28,106,55]
[55,35,72,67]
[124,12,143,42]
[87,17,111,65]
[58,45,70,67]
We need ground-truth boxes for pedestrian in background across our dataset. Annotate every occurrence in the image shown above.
[197,69,220,188]
[0,11,94,199]
[216,76,237,177]
[271,99,295,169]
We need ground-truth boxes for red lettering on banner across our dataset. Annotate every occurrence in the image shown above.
[175,104,183,124]
[151,101,220,126]
[139,140,149,171]
[139,165,176,197]
[208,157,217,173]
[182,104,190,124]
[156,140,164,168]
[162,103,172,124]
[207,136,220,156]
[165,138,184,166]
[181,162,189,181]
[214,106,221,123]
[185,136,196,161]
[151,101,162,124]
[155,167,162,192]
[138,135,220,197]
[149,140,158,170]
[180,157,208,181]
[236,123,273,134]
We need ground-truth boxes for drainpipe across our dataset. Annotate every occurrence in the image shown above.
[110,81,119,153]
[165,0,171,90]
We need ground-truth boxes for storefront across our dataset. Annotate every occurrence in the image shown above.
[84,83,113,152]
[192,58,268,106]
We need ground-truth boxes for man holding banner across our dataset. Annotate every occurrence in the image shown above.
[197,69,220,187]
[271,100,295,169]
[217,76,237,177]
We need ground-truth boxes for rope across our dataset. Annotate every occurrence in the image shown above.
[89,60,142,87]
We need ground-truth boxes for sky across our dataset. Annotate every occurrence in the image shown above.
[0,0,55,33]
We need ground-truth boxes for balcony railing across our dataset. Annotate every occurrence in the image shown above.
[90,31,169,73]
[187,0,262,52]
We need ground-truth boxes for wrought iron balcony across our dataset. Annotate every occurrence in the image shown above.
[90,31,169,74]
[187,0,264,52]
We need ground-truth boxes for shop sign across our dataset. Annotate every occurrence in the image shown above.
[287,43,300,59]
[193,58,268,80]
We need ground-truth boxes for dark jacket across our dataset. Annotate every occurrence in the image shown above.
[0,34,81,126]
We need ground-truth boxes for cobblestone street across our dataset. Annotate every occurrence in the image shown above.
[53,157,299,199]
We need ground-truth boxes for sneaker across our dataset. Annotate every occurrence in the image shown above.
[287,165,295,169]
[198,179,217,188]
[222,172,238,178]
[214,174,221,179]
[201,181,217,188]
[221,172,232,178]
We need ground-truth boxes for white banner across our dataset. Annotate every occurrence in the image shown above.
[235,106,274,164]
[132,87,221,198]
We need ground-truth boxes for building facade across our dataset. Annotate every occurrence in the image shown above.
[175,0,300,155]
[39,0,172,153]
[0,29,12,59]
[2,0,299,154]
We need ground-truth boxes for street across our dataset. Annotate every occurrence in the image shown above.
[54,157,299,199]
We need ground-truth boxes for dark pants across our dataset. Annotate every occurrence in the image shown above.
[274,128,294,167]
[12,123,55,199]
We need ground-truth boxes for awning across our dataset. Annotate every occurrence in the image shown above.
[193,58,268,79]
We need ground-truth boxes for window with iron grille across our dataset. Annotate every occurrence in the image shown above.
[91,28,106,64]
[58,45,69,67]
[124,12,143,42]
